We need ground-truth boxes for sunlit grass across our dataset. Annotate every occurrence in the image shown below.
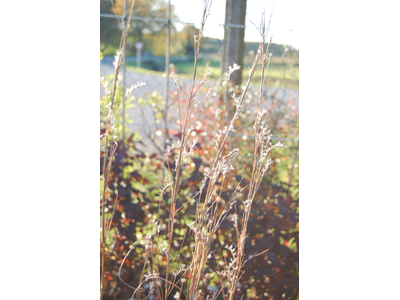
[126,56,299,89]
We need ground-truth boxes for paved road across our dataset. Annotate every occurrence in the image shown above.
[100,59,299,154]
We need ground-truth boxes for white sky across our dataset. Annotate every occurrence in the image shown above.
[170,0,299,49]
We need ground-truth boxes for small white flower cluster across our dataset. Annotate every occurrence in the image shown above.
[159,177,173,194]
[222,63,241,87]
[173,291,180,299]
[125,82,146,99]
[165,139,182,159]
[100,76,111,98]
[112,50,122,70]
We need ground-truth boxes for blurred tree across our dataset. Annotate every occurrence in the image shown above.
[170,24,196,57]
[178,24,196,56]
[100,0,123,56]
[100,0,177,56]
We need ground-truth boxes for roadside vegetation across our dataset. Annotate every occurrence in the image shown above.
[100,1,299,300]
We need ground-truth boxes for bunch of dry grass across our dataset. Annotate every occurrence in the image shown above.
[100,1,282,299]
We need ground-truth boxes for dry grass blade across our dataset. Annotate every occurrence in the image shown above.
[100,1,147,300]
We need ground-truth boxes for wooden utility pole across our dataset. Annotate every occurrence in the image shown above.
[221,0,247,86]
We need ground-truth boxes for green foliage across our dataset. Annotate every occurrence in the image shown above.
[138,90,165,121]
[100,74,138,138]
